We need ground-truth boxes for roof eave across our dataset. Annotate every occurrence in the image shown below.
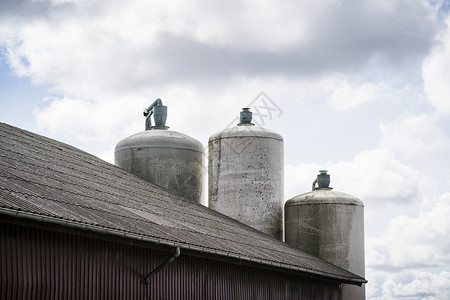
[0,207,367,286]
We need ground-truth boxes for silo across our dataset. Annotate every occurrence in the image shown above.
[115,99,204,204]
[285,170,365,300]
[208,108,284,239]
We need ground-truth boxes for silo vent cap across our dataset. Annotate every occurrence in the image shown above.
[312,170,332,190]
[238,107,255,126]
[143,98,169,130]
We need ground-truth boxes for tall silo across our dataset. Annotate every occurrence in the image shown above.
[208,108,284,239]
[285,170,365,300]
[115,99,204,204]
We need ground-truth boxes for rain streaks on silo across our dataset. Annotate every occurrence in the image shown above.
[208,108,284,240]
[115,99,204,204]
[285,170,365,300]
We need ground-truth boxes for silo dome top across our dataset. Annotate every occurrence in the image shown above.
[115,129,204,153]
[209,125,283,141]
[116,98,204,152]
[285,170,363,207]
[209,108,283,141]
[285,189,364,207]
[115,99,205,204]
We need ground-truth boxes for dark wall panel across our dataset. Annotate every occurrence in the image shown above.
[0,222,341,300]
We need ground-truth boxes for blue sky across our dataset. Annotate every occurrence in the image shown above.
[1,0,450,298]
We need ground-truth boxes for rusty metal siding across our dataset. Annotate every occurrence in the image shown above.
[0,222,341,300]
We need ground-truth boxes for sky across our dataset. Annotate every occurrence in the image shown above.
[1,0,450,298]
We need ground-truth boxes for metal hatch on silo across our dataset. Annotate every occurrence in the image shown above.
[208,108,284,240]
[285,170,365,300]
[115,99,204,204]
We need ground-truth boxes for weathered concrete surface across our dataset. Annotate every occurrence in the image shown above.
[285,188,365,300]
[115,129,204,204]
[209,124,284,240]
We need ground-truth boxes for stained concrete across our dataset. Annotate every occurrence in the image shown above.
[285,188,365,300]
[115,129,204,204]
[209,124,284,239]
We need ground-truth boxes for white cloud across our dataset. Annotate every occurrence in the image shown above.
[0,0,438,150]
[33,95,145,143]
[285,148,420,202]
[325,73,428,111]
[368,269,450,300]
[4,16,162,97]
[365,192,450,299]
[1,0,437,93]
[422,16,450,114]
[97,146,115,164]
[186,0,332,51]
[367,193,450,270]
[327,80,389,111]
[380,114,449,158]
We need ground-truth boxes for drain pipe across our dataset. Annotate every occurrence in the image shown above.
[144,247,180,284]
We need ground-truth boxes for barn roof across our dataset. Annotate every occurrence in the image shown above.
[0,122,366,286]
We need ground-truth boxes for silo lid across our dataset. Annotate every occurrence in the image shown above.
[115,129,204,153]
[285,189,364,207]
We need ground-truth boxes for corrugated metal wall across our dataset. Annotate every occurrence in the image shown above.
[0,222,341,300]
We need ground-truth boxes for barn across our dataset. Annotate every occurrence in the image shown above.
[0,122,366,299]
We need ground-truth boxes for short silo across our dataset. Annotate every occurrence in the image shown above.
[208,108,284,239]
[285,170,365,300]
[115,99,204,204]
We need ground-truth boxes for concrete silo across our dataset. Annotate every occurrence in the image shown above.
[115,99,204,204]
[285,170,365,299]
[208,108,284,239]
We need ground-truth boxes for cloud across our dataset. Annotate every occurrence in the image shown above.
[366,192,450,299]
[184,0,323,51]
[422,16,450,114]
[97,146,115,164]
[1,0,438,92]
[367,193,450,270]
[33,95,146,143]
[285,148,420,202]
[327,80,390,111]
[1,0,437,153]
[0,0,52,19]
[0,0,439,153]
[367,269,450,300]
[380,114,449,158]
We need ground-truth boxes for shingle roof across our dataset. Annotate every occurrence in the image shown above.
[0,122,366,285]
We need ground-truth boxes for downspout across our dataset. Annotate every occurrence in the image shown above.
[144,247,181,284]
